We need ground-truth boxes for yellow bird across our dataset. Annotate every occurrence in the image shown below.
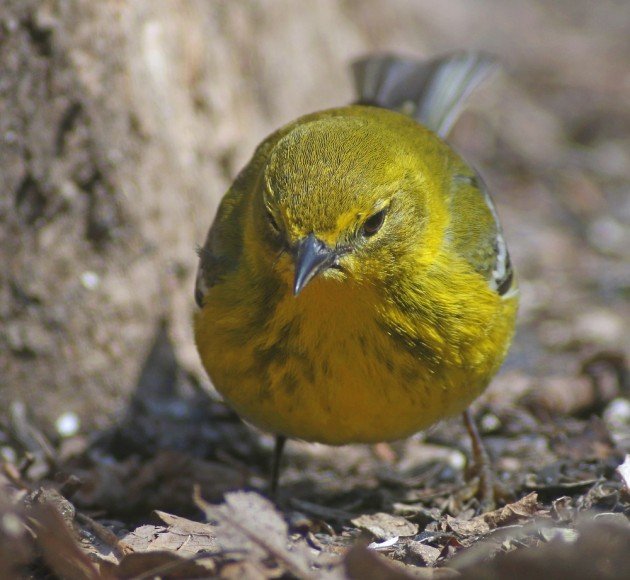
[194,53,518,501]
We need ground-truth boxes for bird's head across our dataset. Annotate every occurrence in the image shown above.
[256,111,447,295]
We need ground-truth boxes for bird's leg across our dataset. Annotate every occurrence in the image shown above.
[270,435,287,498]
[462,408,496,511]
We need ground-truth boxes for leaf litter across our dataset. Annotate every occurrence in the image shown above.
[2,376,629,579]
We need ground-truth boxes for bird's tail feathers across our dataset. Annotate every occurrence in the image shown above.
[352,52,497,138]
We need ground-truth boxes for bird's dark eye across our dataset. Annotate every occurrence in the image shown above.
[362,209,387,237]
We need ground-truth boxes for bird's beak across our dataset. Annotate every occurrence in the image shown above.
[293,233,336,296]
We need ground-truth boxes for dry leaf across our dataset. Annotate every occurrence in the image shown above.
[444,515,491,537]
[121,521,217,557]
[345,542,458,579]
[483,492,543,528]
[403,541,442,567]
[151,510,219,556]
[445,493,543,538]
[453,518,630,580]
[29,504,101,580]
[353,513,418,541]
[112,550,216,578]
[0,501,32,580]
[75,512,131,565]
[197,490,314,578]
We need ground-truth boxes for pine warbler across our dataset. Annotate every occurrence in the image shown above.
[194,53,519,498]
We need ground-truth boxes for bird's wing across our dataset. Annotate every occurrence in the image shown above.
[194,170,251,308]
[447,171,515,297]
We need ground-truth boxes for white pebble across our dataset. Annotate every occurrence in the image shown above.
[447,449,467,471]
[55,412,80,437]
[605,398,630,427]
[1,446,16,464]
[480,413,501,432]
[80,271,100,290]
[2,514,22,536]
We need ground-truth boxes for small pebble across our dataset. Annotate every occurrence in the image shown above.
[604,398,630,428]
[1,446,17,464]
[480,413,501,433]
[447,450,467,471]
[80,271,100,290]
[2,514,22,536]
[55,412,80,437]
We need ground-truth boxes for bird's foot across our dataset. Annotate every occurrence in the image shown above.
[462,408,513,512]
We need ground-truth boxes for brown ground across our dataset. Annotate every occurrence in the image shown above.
[1,1,628,578]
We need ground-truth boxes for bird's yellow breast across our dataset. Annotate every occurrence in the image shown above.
[194,252,517,444]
